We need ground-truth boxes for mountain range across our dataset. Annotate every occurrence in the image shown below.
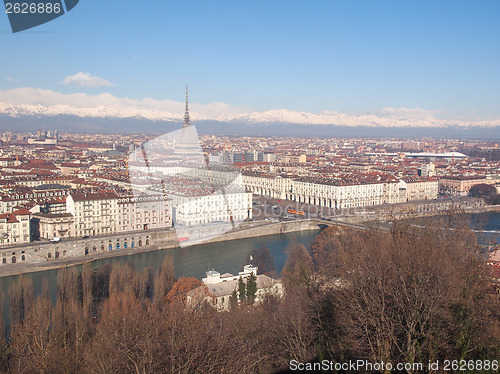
[0,101,499,139]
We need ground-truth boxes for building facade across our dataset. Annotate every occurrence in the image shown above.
[399,177,439,202]
[31,212,74,240]
[117,194,171,232]
[439,176,497,195]
[66,191,119,237]
[0,209,31,246]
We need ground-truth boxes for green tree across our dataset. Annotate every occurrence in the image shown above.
[238,276,246,302]
[246,273,257,304]
[229,290,239,310]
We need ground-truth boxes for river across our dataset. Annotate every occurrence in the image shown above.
[0,229,321,328]
[0,211,499,329]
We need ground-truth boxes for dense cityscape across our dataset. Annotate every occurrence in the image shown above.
[1,1,500,372]
[1,127,499,247]
[0,122,499,372]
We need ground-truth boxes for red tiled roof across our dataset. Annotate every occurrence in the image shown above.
[60,163,84,168]
[12,208,32,215]
[0,213,18,223]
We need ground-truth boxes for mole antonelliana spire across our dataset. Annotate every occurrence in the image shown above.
[174,86,201,157]
[183,85,191,128]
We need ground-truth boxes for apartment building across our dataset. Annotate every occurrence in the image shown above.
[117,193,171,232]
[170,187,252,227]
[0,208,31,246]
[31,212,74,240]
[243,171,405,208]
[0,189,68,213]
[399,177,439,201]
[66,191,119,237]
[439,176,494,195]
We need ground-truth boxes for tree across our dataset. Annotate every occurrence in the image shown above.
[244,245,276,277]
[229,290,239,309]
[154,255,176,309]
[238,276,246,303]
[469,183,497,198]
[0,291,8,372]
[9,276,34,326]
[246,273,257,304]
[311,226,342,270]
[165,277,205,306]
[109,262,137,296]
[317,219,500,368]
[282,243,314,290]
[469,183,500,204]
[53,267,94,372]
[9,288,56,374]
[270,289,317,364]
[93,263,111,304]
[137,267,154,300]
[85,292,159,374]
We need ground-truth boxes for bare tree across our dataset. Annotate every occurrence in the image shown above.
[9,281,55,374]
[109,262,138,297]
[317,218,499,370]
[153,255,176,309]
[137,267,155,300]
[244,245,277,277]
[9,276,34,326]
[85,292,158,374]
[282,243,314,291]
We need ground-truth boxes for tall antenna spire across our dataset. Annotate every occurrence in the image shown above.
[183,85,191,128]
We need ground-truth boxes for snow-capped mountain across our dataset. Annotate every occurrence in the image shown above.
[1,98,500,130]
[230,109,500,128]
[0,102,179,121]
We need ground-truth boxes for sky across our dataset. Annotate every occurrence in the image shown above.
[0,0,499,123]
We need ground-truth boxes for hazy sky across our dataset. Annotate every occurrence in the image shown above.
[1,0,499,120]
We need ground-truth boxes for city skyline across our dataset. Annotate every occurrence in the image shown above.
[0,2,499,370]
[1,1,499,127]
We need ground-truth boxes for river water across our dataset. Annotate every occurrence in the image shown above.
[0,229,321,327]
[0,211,498,328]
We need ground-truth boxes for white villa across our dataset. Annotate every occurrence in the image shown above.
[188,264,283,311]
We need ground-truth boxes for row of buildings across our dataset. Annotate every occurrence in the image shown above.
[242,171,439,209]
[0,95,498,249]
[3,164,497,247]
[0,190,172,245]
[0,179,253,246]
[208,151,276,165]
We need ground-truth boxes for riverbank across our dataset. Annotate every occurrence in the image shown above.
[0,219,322,278]
[2,203,498,278]
[0,243,178,277]
[338,201,499,225]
